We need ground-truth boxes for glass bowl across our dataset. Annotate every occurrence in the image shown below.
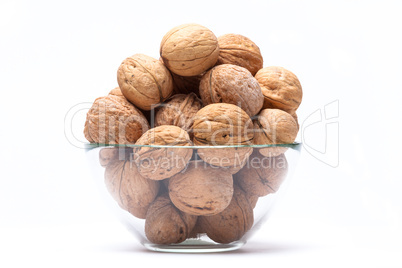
[85,143,301,253]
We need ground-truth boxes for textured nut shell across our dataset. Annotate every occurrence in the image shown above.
[104,160,160,217]
[155,93,203,135]
[234,151,288,197]
[255,66,302,113]
[171,72,203,97]
[193,103,254,146]
[145,194,197,244]
[199,185,254,243]
[99,148,119,167]
[128,205,150,219]
[216,34,263,75]
[199,64,263,117]
[196,147,252,168]
[99,147,134,167]
[168,161,234,216]
[290,111,300,130]
[160,23,219,76]
[108,87,124,97]
[207,159,248,174]
[84,93,150,144]
[134,126,193,180]
[254,109,298,157]
[117,54,174,110]
[246,193,259,209]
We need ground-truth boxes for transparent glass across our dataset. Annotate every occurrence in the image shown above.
[85,143,301,253]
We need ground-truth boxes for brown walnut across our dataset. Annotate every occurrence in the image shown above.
[98,147,133,167]
[145,194,197,244]
[168,161,234,216]
[199,64,264,117]
[254,109,298,156]
[198,185,254,244]
[234,150,288,197]
[193,103,254,168]
[216,34,263,75]
[155,93,203,136]
[160,23,219,76]
[133,125,193,180]
[99,148,118,167]
[117,54,174,110]
[104,159,160,219]
[193,103,254,146]
[255,66,302,114]
[108,87,124,97]
[84,90,150,144]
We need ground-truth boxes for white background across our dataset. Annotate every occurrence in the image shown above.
[1,0,402,267]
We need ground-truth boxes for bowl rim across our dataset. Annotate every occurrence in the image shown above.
[85,142,302,151]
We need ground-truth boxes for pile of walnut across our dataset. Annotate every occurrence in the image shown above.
[85,23,302,245]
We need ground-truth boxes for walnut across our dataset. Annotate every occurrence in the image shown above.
[84,90,150,144]
[199,64,263,117]
[117,54,174,110]
[193,103,254,168]
[171,72,203,97]
[145,193,197,244]
[160,23,219,76]
[155,93,203,136]
[234,151,288,197]
[216,34,263,75]
[99,147,133,167]
[255,66,302,114]
[168,160,234,216]
[253,109,298,156]
[198,185,254,244]
[133,125,193,180]
[128,206,150,220]
[290,111,300,130]
[193,103,254,146]
[108,87,124,97]
[247,193,259,209]
[104,159,160,219]
[99,148,118,167]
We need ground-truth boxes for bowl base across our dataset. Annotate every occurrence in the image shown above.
[142,239,245,253]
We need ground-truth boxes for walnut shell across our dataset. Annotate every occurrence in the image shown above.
[104,159,160,219]
[254,109,298,157]
[99,148,118,167]
[234,151,288,197]
[195,147,252,170]
[108,87,124,97]
[246,193,259,209]
[193,103,254,168]
[99,147,133,167]
[160,23,219,76]
[255,66,302,114]
[168,161,234,216]
[117,54,174,110]
[155,93,203,136]
[133,126,193,180]
[145,194,197,244]
[199,64,264,117]
[193,103,254,146]
[198,184,254,244]
[216,34,263,76]
[84,91,150,144]
[290,111,300,130]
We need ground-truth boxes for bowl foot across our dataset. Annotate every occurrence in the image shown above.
[142,239,245,253]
